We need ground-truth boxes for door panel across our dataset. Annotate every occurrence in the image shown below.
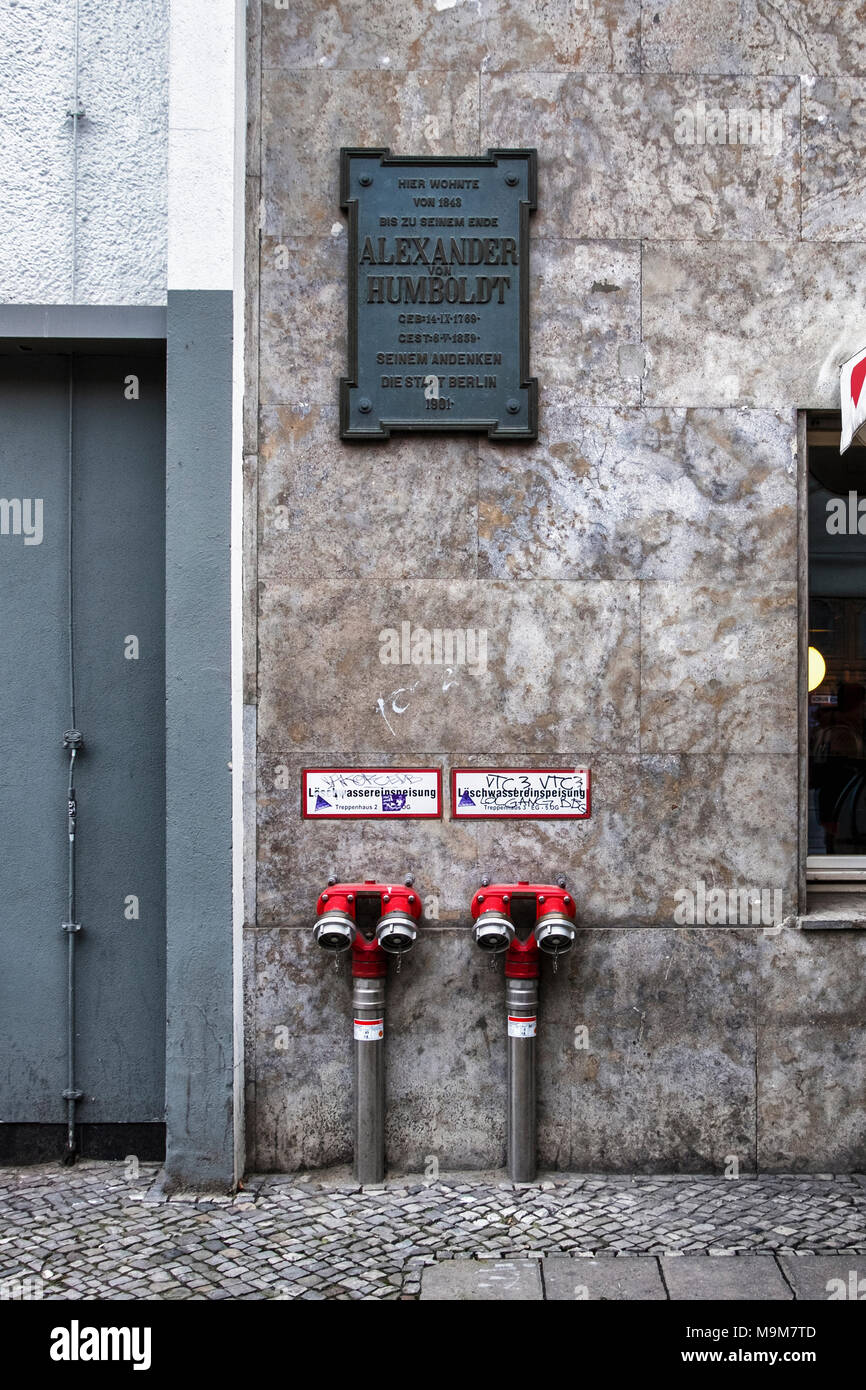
[0,352,166,1124]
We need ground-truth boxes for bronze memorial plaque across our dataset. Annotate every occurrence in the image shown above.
[340,147,537,441]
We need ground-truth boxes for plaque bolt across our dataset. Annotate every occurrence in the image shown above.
[506,398,520,414]
[359,174,373,186]
[505,173,519,186]
[358,397,372,413]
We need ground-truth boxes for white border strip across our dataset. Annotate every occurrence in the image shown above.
[168,1,237,292]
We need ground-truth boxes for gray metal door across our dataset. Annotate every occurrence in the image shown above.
[0,352,165,1149]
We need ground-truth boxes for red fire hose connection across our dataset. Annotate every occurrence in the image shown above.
[313,878,422,1183]
[313,877,422,973]
[470,879,577,1183]
[469,879,577,975]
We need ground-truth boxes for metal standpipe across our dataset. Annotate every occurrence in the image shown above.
[352,972,386,1185]
[505,973,537,1184]
[470,878,577,1184]
[313,877,420,1185]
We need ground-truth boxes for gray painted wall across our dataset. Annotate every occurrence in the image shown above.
[0,2,242,1187]
[243,1,866,1173]
[164,289,236,1189]
[0,351,166,1124]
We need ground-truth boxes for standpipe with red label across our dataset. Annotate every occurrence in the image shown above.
[469,880,577,1182]
[353,1018,384,1041]
[312,879,422,1184]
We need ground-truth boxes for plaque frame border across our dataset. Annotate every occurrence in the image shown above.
[339,147,538,442]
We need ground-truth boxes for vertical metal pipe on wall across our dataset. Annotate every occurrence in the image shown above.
[352,975,386,1185]
[470,882,576,1183]
[314,881,420,1183]
[62,361,83,1164]
[506,975,537,1184]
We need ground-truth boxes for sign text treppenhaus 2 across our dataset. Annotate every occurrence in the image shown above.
[340,148,537,441]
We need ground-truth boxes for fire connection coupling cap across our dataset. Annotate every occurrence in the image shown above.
[533,910,576,956]
[375,909,418,954]
[472,909,515,954]
[313,909,357,953]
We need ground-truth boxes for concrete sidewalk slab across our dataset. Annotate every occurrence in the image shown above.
[662,1256,792,1301]
[778,1256,866,1301]
[544,1256,666,1300]
[420,1259,542,1300]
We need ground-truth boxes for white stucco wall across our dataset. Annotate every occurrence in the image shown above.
[168,0,240,292]
[0,0,168,305]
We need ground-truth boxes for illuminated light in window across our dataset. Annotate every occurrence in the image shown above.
[808,646,827,692]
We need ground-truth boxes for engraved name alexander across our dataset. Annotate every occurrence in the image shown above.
[361,226,519,306]
[340,148,537,441]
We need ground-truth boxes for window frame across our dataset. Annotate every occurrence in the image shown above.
[803,412,866,891]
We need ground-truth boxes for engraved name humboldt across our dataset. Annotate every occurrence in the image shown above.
[361,232,519,306]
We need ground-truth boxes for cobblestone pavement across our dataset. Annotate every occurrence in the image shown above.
[1,1164,864,1301]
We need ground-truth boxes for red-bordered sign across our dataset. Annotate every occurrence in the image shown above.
[841,343,866,453]
[451,767,591,819]
[302,767,442,819]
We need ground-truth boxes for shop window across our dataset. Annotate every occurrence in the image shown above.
[807,413,866,880]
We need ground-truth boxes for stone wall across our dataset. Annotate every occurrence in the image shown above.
[244,0,866,1172]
